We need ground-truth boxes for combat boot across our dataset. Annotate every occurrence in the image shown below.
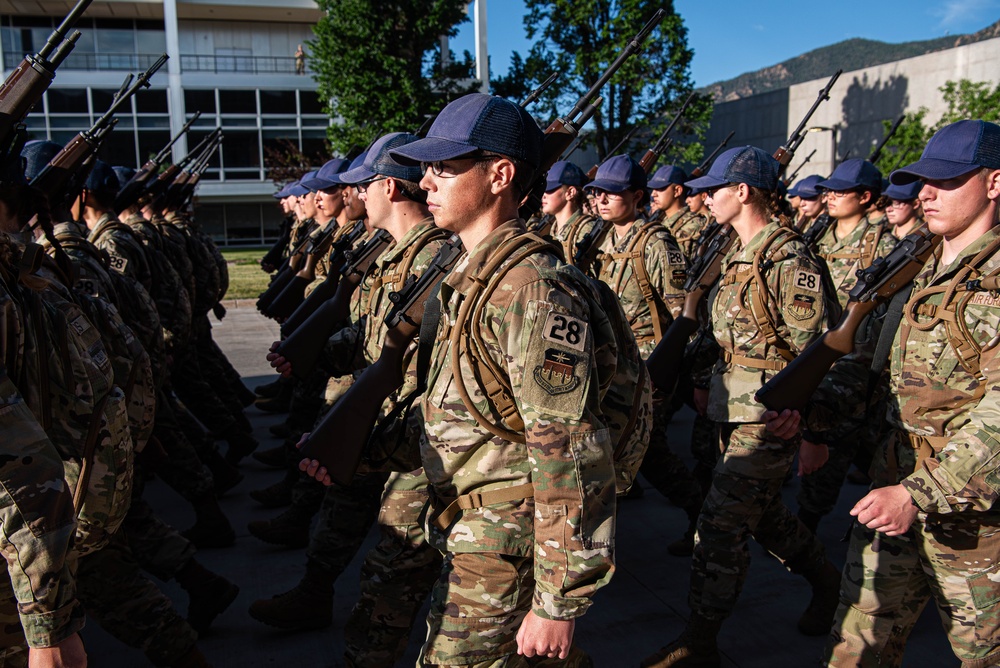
[798,560,842,636]
[182,495,236,548]
[254,377,285,398]
[247,506,311,548]
[175,558,240,635]
[254,381,292,413]
[248,559,334,630]
[268,422,292,438]
[201,448,243,496]
[249,475,295,508]
[639,613,722,667]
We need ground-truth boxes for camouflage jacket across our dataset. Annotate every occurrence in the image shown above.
[815,214,895,308]
[885,226,1000,514]
[596,218,687,357]
[550,210,598,265]
[421,220,615,621]
[663,207,708,262]
[87,213,153,293]
[308,218,362,299]
[708,222,830,423]
[151,213,196,304]
[163,212,220,316]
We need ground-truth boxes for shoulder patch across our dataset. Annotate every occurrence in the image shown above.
[541,311,588,352]
[533,349,582,395]
[667,250,685,266]
[107,253,129,273]
[788,294,817,321]
[792,268,821,293]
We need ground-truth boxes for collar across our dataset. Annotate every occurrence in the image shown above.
[443,219,524,297]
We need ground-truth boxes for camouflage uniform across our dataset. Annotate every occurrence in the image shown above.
[419,220,615,666]
[692,221,833,620]
[798,216,896,523]
[825,227,1000,667]
[596,219,701,517]
[550,210,598,265]
[662,206,708,263]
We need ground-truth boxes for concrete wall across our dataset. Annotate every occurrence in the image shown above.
[704,36,1000,179]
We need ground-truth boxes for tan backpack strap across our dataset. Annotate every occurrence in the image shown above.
[742,228,800,364]
[432,482,534,530]
[72,389,113,512]
[609,221,668,343]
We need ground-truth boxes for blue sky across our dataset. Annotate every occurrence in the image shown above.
[450,0,1000,87]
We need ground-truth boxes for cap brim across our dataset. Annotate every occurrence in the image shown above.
[389,137,477,166]
[338,164,378,185]
[816,177,858,191]
[299,177,330,191]
[287,185,311,197]
[685,174,727,191]
[584,178,634,193]
[890,158,981,185]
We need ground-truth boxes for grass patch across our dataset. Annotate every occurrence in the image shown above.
[221,246,273,300]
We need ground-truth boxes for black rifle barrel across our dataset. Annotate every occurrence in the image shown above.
[155,110,201,165]
[775,70,842,166]
[869,115,905,163]
[521,70,560,108]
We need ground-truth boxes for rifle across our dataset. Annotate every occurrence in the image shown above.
[754,227,940,411]
[645,74,839,392]
[256,228,314,313]
[299,11,667,483]
[279,220,368,336]
[297,234,466,485]
[585,127,639,179]
[784,148,816,186]
[800,212,833,250]
[265,219,340,319]
[29,56,168,219]
[0,0,92,166]
[134,127,221,214]
[261,214,294,270]
[273,229,392,377]
[171,133,222,209]
[772,70,842,172]
[521,70,560,108]
[638,90,696,174]
[114,110,200,213]
[691,130,735,179]
[869,115,904,165]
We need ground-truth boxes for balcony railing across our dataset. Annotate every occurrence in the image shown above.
[3,51,166,71]
[2,51,312,76]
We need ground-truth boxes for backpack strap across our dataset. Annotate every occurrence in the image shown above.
[739,227,801,365]
[72,389,113,512]
[603,221,669,343]
[431,482,535,531]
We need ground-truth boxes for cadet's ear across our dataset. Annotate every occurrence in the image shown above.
[489,157,516,195]
[986,168,1000,202]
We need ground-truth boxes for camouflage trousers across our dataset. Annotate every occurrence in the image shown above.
[76,531,197,666]
[689,413,720,497]
[170,342,241,437]
[192,314,245,419]
[418,552,592,667]
[798,410,883,518]
[689,422,827,618]
[344,469,441,668]
[149,389,214,502]
[122,483,196,583]
[638,389,703,518]
[824,506,1000,665]
[306,471,389,576]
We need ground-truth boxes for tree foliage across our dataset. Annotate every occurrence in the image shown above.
[309,0,478,154]
[875,79,1000,172]
[518,0,710,164]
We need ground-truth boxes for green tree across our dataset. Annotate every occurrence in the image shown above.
[875,79,1000,172]
[520,0,710,164]
[309,0,478,154]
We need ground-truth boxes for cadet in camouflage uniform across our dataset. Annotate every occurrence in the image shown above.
[796,160,896,534]
[648,164,708,262]
[642,147,842,668]
[540,160,599,263]
[588,155,703,553]
[822,120,1000,668]
[253,137,447,663]
[788,174,828,235]
[884,179,924,240]
[387,93,616,666]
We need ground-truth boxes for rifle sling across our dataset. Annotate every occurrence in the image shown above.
[866,284,912,406]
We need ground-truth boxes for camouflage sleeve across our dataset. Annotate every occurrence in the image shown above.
[901,349,1000,513]
[646,232,687,321]
[773,256,827,352]
[320,320,368,376]
[498,277,616,620]
[0,374,84,647]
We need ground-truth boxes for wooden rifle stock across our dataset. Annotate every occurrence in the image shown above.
[755,227,941,411]
[266,221,337,320]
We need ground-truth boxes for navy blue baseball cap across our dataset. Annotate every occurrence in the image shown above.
[390,93,544,169]
[22,140,62,181]
[686,146,779,192]
[817,159,882,193]
[647,165,688,190]
[328,151,368,186]
[302,159,350,191]
[891,120,1000,185]
[545,161,586,192]
[288,172,317,197]
[84,160,118,196]
[113,166,136,191]
[339,133,423,185]
[884,180,923,201]
[584,155,647,193]
[788,174,825,199]
[272,182,293,199]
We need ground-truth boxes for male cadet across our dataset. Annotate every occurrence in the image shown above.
[647,164,706,261]
[388,93,616,665]
[540,160,598,262]
[588,155,703,553]
[823,120,1000,667]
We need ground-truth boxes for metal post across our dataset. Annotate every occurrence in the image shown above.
[473,0,488,93]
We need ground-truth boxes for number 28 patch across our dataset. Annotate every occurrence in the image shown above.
[793,268,820,293]
[541,312,588,352]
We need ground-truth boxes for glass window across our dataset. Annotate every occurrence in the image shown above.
[224,203,263,243]
[136,116,171,130]
[299,91,325,114]
[220,117,257,128]
[47,115,90,129]
[198,204,226,241]
[46,89,88,114]
[135,89,168,114]
[260,90,296,115]
[91,89,126,114]
[262,203,283,240]
[184,90,217,115]
[218,90,257,115]
[300,129,328,160]
[137,130,171,163]
[262,117,298,128]
[95,19,135,53]
[136,23,166,55]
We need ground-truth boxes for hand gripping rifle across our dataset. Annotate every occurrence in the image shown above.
[638,90,696,174]
[0,0,93,167]
[645,74,841,393]
[298,10,667,484]
[754,227,940,411]
[114,110,200,213]
[869,114,905,165]
[272,229,393,377]
[29,56,168,220]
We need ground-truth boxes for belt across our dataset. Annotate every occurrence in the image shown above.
[430,482,534,531]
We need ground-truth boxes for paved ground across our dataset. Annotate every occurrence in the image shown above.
[83,306,957,667]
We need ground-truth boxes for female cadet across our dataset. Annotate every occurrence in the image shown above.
[883,179,924,239]
[642,146,842,668]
